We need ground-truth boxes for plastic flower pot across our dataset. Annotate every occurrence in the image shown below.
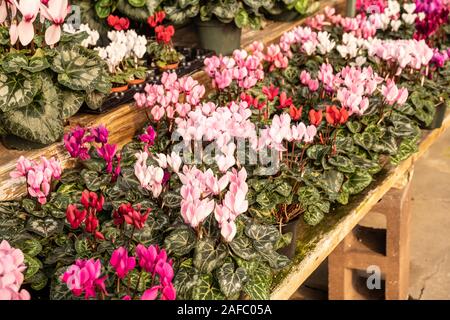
[427,102,447,129]
[195,19,242,55]
[277,216,301,259]
[2,134,51,151]
[110,84,129,94]
[269,11,301,22]
[127,78,145,86]
[158,61,180,72]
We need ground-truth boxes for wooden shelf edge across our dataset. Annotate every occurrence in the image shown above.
[269,112,450,300]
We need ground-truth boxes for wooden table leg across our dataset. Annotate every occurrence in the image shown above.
[328,167,414,300]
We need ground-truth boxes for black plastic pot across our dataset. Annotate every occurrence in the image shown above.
[269,11,301,22]
[277,216,301,259]
[196,19,242,55]
[427,102,447,129]
[1,134,51,151]
[81,47,214,115]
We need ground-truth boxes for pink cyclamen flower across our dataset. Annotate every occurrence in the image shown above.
[0,240,30,301]
[61,258,107,299]
[10,0,41,46]
[139,125,156,147]
[64,126,93,160]
[40,0,69,45]
[96,143,118,173]
[110,247,135,279]
[9,156,33,178]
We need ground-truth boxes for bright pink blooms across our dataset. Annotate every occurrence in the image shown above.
[0,240,30,301]
[110,247,136,279]
[134,72,205,122]
[61,258,107,299]
[135,244,175,300]
[204,49,264,91]
[97,143,118,174]
[65,125,121,181]
[64,126,94,160]
[90,125,109,144]
[10,156,61,205]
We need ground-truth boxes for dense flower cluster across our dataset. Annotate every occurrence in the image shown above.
[107,15,130,31]
[178,166,248,242]
[10,156,61,204]
[64,125,121,181]
[204,49,264,90]
[0,240,30,300]
[62,246,175,300]
[134,72,205,121]
[66,190,106,240]
[61,258,107,299]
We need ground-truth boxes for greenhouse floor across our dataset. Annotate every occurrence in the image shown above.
[291,128,450,300]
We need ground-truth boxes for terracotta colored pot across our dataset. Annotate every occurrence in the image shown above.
[110,84,129,93]
[127,78,145,85]
[158,62,179,71]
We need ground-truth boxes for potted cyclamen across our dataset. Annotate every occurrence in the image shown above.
[95,29,148,94]
[146,11,182,71]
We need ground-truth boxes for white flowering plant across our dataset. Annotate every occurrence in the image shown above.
[95,30,148,84]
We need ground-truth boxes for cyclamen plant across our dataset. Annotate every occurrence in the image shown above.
[61,245,176,300]
[10,156,62,205]
[64,125,121,181]
[0,240,30,300]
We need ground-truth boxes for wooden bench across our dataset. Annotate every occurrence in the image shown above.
[271,112,450,299]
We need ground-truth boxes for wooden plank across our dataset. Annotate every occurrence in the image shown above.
[0,0,343,201]
[270,112,450,300]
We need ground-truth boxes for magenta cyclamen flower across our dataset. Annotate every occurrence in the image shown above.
[139,125,156,147]
[64,126,93,160]
[135,244,168,274]
[0,240,30,300]
[91,125,109,144]
[110,247,136,279]
[61,259,107,299]
[97,143,118,173]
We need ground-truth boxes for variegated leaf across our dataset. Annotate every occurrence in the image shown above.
[26,217,63,238]
[193,238,228,273]
[0,72,39,112]
[51,47,105,91]
[192,274,225,300]
[217,260,248,299]
[164,228,197,256]
[229,235,258,260]
[343,170,373,195]
[245,223,280,244]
